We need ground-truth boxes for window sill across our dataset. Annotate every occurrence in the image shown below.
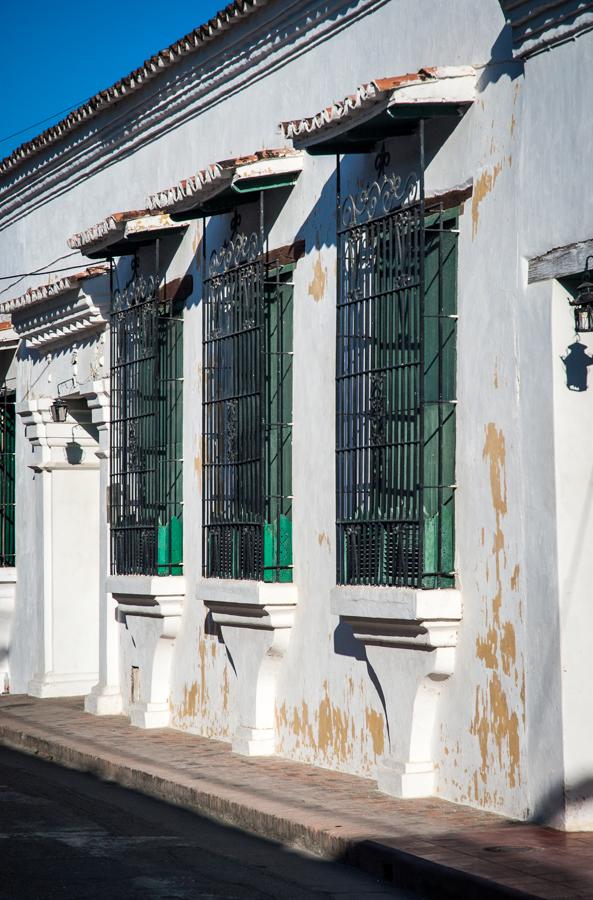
[107,574,185,618]
[0,568,17,584]
[198,578,298,629]
[331,584,461,650]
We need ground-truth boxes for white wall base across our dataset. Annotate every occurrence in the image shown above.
[28,671,98,698]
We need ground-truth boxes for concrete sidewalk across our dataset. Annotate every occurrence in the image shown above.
[0,695,590,900]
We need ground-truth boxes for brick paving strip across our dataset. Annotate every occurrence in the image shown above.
[0,696,591,900]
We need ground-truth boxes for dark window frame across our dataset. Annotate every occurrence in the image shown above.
[202,230,294,583]
[109,260,183,577]
[336,164,458,589]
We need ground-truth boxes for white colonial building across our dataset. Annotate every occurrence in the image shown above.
[1,0,593,831]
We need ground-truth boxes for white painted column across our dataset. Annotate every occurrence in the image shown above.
[18,398,101,697]
[80,380,124,716]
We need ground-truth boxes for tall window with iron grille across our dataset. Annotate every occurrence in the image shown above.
[336,168,458,589]
[203,231,294,583]
[109,261,184,576]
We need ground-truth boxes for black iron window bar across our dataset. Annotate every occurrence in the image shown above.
[202,194,294,582]
[109,246,184,576]
[0,386,15,567]
[336,128,457,588]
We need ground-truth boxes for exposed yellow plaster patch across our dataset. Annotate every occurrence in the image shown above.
[510,114,517,136]
[317,531,331,550]
[511,564,520,592]
[472,162,503,239]
[308,255,327,302]
[471,423,526,804]
[194,451,202,480]
[223,666,229,712]
[365,708,385,757]
[199,638,208,711]
[483,423,507,519]
[476,626,498,670]
[500,622,516,677]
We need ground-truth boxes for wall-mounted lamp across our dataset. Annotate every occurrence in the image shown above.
[570,257,593,332]
[50,398,68,423]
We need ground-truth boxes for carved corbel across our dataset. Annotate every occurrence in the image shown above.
[332,587,462,798]
[200,580,298,756]
[107,575,185,729]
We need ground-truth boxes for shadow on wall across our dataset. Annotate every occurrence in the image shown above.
[561,340,593,391]
[333,621,391,746]
[476,20,523,92]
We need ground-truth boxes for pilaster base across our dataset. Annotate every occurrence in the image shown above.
[28,671,98,699]
[84,684,123,716]
[129,701,170,729]
[232,725,275,756]
[377,759,436,799]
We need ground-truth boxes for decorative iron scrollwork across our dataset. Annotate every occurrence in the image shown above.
[113,271,158,313]
[209,230,262,277]
[369,372,387,446]
[341,171,420,229]
[225,398,239,463]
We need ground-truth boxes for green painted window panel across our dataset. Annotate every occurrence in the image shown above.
[422,215,457,588]
[203,257,293,583]
[337,205,458,588]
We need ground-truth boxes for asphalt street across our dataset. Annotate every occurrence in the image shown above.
[0,746,416,900]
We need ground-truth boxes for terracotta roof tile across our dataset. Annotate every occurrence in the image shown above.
[147,148,303,215]
[280,66,476,145]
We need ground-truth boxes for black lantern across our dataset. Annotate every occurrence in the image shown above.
[50,398,68,423]
[570,257,593,332]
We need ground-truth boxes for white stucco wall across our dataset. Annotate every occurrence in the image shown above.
[1,0,591,827]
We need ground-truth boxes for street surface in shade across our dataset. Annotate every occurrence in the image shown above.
[0,747,415,899]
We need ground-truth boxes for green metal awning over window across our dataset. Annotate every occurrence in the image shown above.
[146,149,304,220]
[280,66,476,155]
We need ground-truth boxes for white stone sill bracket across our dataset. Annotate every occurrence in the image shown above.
[198,578,298,756]
[331,584,462,800]
[107,574,185,729]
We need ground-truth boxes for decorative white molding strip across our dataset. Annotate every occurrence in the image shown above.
[0,266,108,314]
[1,266,109,350]
[147,149,303,215]
[500,0,593,57]
[280,66,476,148]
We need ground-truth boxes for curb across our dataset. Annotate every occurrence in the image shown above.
[0,718,538,900]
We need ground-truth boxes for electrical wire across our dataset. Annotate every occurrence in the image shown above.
[0,252,107,299]
[0,262,108,281]
[0,98,94,146]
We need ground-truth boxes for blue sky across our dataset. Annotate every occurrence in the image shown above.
[0,1,225,159]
